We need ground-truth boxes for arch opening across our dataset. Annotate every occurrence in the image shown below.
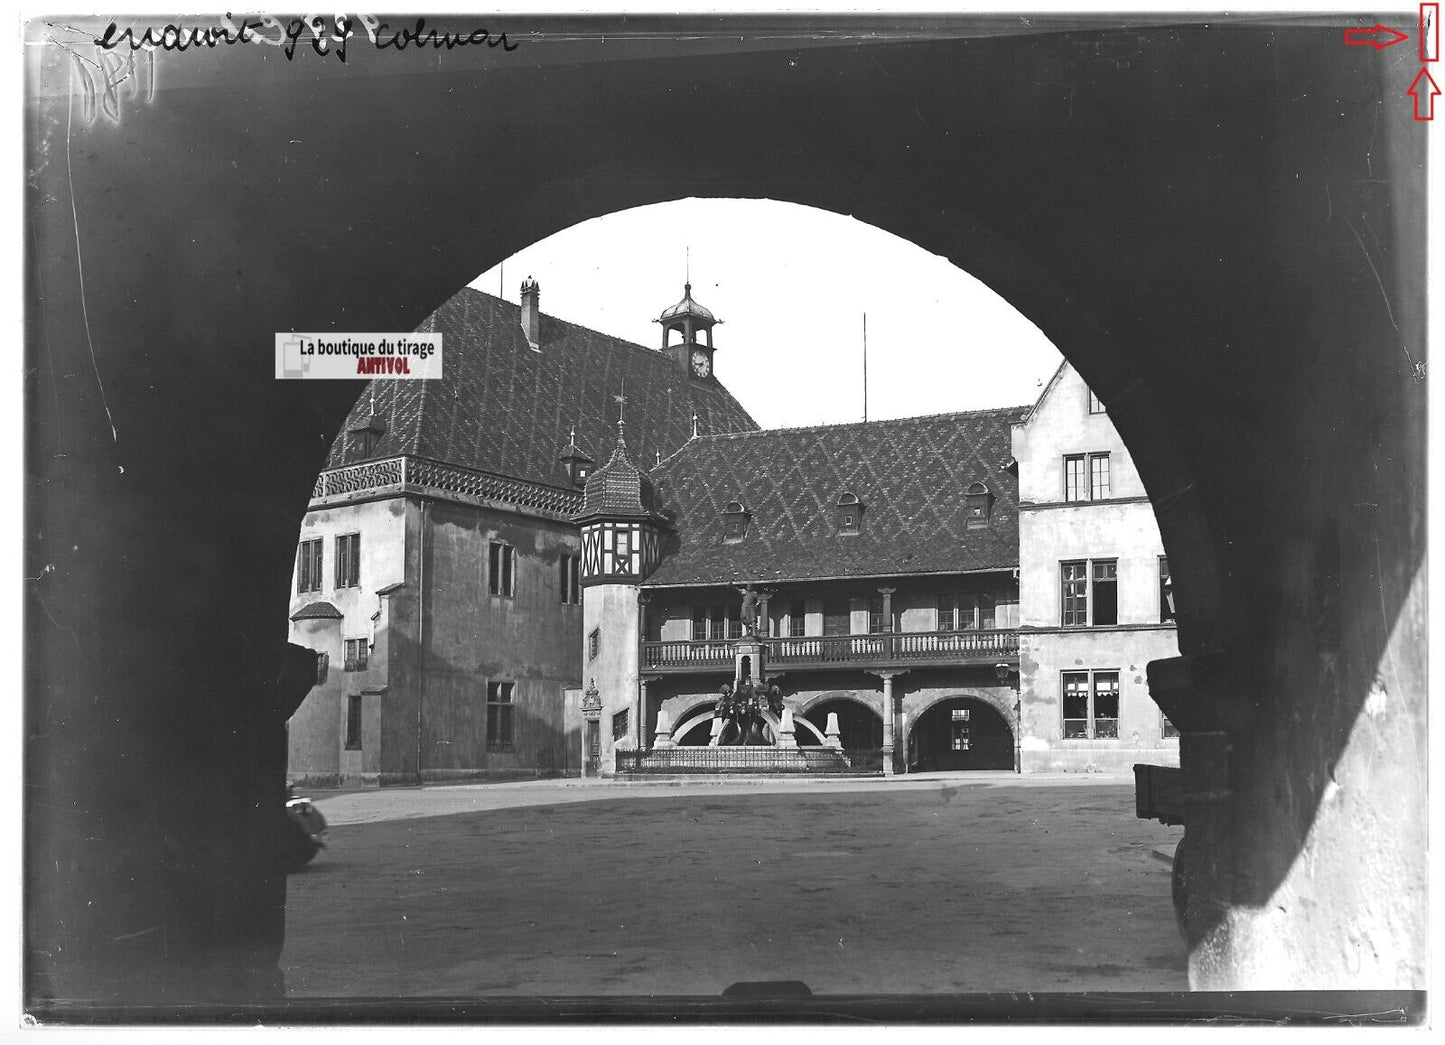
[801,697,884,749]
[909,697,1014,772]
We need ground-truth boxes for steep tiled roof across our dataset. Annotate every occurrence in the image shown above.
[581,424,661,518]
[290,601,343,621]
[324,288,758,484]
[645,408,1026,586]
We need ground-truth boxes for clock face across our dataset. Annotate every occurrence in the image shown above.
[691,350,711,377]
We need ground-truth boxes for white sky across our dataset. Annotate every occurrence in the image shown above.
[472,198,1063,430]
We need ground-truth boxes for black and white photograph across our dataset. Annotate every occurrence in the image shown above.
[19,5,1431,1028]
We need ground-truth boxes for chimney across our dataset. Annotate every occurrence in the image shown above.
[520,276,540,350]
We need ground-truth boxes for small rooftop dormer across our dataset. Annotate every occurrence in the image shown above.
[348,412,387,458]
[965,481,993,529]
[835,492,864,536]
[558,427,595,489]
[655,282,720,380]
[721,500,750,543]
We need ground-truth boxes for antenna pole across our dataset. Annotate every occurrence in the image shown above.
[863,313,868,423]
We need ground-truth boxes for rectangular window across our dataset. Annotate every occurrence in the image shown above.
[486,681,515,752]
[335,533,360,589]
[1090,453,1111,499]
[1064,452,1111,502]
[1062,672,1090,739]
[345,694,362,750]
[937,594,958,632]
[489,542,515,597]
[727,610,743,640]
[343,638,368,672]
[788,600,806,638]
[1061,559,1117,627]
[1091,559,1118,626]
[1159,556,1174,622]
[979,592,996,630]
[708,604,727,641]
[560,554,581,604]
[823,600,851,637]
[1093,672,1120,738]
[1061,561,1089,626]
[868,597,885,634]
[691,607,707,642]
[1088,389,1106,414]
[1062,670,1119,740]
[1064,455,1087,502]
[588,628,600,662]
[296,538,323,594]
[612,708,630,742]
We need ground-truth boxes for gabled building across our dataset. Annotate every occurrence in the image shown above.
[286,281,757,786]
[1011,361,1181,771]
[574,409,1027,776]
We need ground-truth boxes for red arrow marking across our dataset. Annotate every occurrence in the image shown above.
[1343,24,1411,49]
[1408,68,1441,119]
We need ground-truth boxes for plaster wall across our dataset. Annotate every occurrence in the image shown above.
[583,584,642,774]
[1012,363,1146,505]
[1018,502,1169,628]
[1017,630,1180,773]
[416,499,582,779]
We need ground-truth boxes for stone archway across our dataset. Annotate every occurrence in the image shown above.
[24,17,1425,1001]
[800,696,885,749]
[909,696,1015,773]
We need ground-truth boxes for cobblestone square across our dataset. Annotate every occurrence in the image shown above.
[283,776,1184,998]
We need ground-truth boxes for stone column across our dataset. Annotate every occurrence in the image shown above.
[876,671,896,776]
[878,586,896,658]
[870,669,907,775]
[758,592,772,638]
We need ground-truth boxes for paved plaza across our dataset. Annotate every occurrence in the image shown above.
[282,775,1184,998]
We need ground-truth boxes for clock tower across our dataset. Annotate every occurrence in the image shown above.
[655,282,720,380]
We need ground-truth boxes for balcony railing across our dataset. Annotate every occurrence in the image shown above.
[640,629,1019,672]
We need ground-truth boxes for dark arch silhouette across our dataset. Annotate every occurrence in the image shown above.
[801,697,884,749]
[24,16,1425,1005]
[909,698,1014,773]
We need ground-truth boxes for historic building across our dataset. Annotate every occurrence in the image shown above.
[572,364,1181,777]
[1011,361,1181,771]
[288,280,1179,783]
[570,409,1026,776]
[285,280,757,786]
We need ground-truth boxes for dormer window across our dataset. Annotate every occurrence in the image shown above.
[349,414,387,458]
[965,482,993,529]
[835,492,863,536]
[722,500,750,543]
[558,430,594,488]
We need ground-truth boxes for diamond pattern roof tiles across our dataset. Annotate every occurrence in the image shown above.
[324,288,758,485]
[645,408,1026,586]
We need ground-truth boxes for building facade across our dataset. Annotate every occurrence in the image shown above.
[285,281,757,787]
[573,409,1026,776]
[1012,362,1180,772]
[289,283,1178,783]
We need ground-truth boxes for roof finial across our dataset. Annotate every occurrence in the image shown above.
[568,424,576,445]
[655,450,662,466]
[613,380,628,445]
[686,245,690,289]
[691,412,699,439]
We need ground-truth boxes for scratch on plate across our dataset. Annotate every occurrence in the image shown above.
[1341,214,1398,332]
[65,73,118,447]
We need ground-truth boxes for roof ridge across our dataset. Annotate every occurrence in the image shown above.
[667,405,1032,445]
